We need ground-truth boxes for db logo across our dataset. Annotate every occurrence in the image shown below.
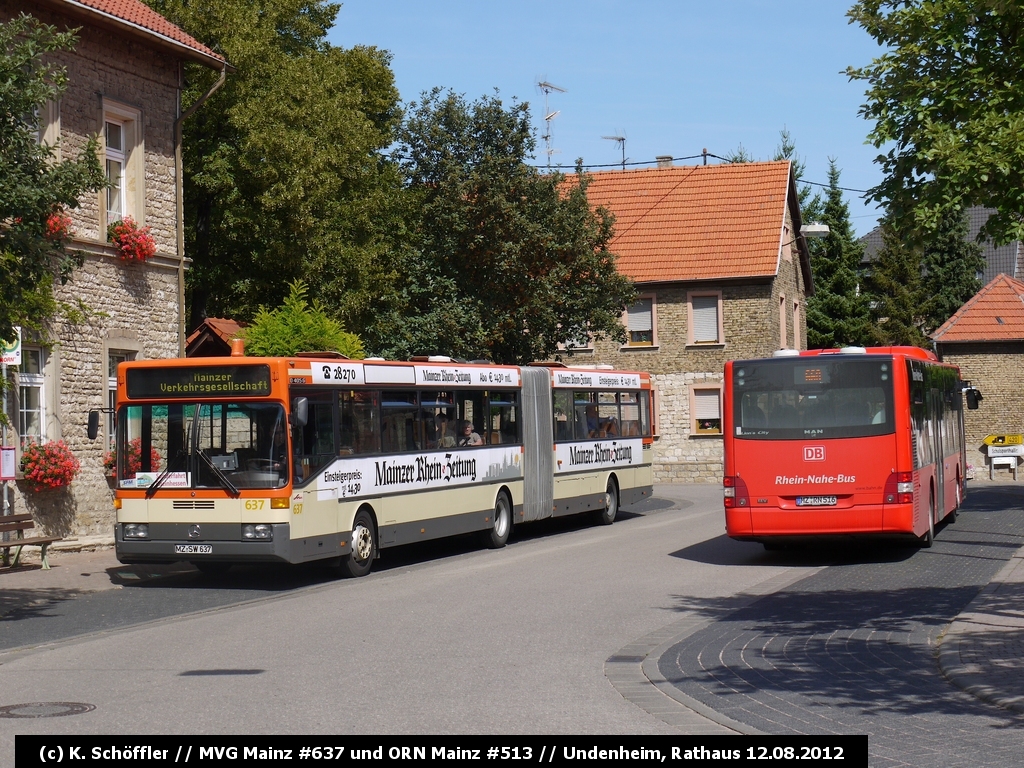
[803,446,826,461]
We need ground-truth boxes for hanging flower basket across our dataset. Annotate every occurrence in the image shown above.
[107,216,157,262]
[45,210,74,242]
[103,438,161,478]
[19,440,81,491]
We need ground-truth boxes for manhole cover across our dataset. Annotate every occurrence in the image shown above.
[0,702,95,719]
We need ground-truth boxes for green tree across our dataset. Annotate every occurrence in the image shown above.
[863,219,929,347]
[848,1,1024,245]
[920,207,985,332]
[243,281,364,357]
[144,0,402,330]
[0,15,104,344]
[805,160,873,348]
[366,89,636,365]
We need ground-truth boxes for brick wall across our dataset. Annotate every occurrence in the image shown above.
[2,3,183,538]
[937,343,1024,478]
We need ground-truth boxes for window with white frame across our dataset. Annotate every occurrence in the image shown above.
[688,292,723,344]
[624,296,655,347]
[691,385,722,435]
[105,119,126,224]
[18,348,46,448]
[108,351,135,450]
[102,102,142,230]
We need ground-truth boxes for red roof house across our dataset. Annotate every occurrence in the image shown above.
[933,274,1024,476]
[572,159,815,483]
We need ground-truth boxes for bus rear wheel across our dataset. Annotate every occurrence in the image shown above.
[481,491,511,549]
[920,492,935,548]
[595,479,619,526]
[342,509,376,578]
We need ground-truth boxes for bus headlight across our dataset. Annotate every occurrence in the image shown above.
[123,524,149,539]
[242,524,273,540]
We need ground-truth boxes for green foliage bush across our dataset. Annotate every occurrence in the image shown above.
[242,281,364,358]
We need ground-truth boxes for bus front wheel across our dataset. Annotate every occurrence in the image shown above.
[342,509,376,577]
[481,491,512,549]
[595,479,619,526]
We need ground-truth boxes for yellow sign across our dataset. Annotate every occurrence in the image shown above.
[983,434,1023,446]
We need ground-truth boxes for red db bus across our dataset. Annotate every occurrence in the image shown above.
[723,346,981,549]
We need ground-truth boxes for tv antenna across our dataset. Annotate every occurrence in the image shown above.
[602,134,627,170]
[538,81,566,167]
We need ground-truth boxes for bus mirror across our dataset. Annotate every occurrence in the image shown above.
[965,388,982,410]
[87,411,100,440]
[291,397,308,427]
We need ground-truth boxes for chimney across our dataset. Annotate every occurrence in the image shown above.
[230,338,245,357]
[656,155,673,169]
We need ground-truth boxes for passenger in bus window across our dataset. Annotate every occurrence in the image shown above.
[436,413,457,448]
[458,421,483,446]
[586,405,600,437]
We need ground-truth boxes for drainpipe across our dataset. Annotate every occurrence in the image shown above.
[174,63,228,357]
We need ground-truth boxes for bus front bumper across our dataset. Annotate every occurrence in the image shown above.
[115,523,351,565]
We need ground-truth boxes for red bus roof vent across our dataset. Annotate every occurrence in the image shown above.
[840,346,868,354]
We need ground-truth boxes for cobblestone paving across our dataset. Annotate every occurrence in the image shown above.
[658,485,1024,767]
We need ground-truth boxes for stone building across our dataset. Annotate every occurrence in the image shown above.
[932,274,1024,478]
[567,160,814,483]
[1,0,226,539]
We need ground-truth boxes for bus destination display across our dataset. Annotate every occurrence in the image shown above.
[126,365,272,399]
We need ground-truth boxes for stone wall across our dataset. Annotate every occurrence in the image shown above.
[937,343,1024,479]
[2,3,184,539]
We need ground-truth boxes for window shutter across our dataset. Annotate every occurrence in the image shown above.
[692,295,719,342]
[627,299,653,332]
[694,389,721,420]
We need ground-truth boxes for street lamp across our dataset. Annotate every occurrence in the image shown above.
[801,222,830,239]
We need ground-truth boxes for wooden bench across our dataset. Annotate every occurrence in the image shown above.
[1,514,62,570]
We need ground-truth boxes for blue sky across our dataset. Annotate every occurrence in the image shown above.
[328,1,888,236]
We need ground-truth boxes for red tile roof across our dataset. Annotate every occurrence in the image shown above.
[932,274,1024,343]
[186,317,243,347]
[571,161,794,283]
[56,0,224,66]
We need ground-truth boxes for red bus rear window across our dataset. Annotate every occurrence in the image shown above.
[732,358,895,440]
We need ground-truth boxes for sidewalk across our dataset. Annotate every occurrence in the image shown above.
[938,542,1024,713]
[0,537,194,614]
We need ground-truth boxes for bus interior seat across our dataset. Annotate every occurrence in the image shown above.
[744,407,767,428]
[771,404,799,428]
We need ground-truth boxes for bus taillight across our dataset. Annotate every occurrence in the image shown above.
[724,475,750,508]
[884,471,914,504]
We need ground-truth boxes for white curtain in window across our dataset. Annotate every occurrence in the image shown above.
[694,388,721,420]
[692,295,719,342]
[627,298,653,332]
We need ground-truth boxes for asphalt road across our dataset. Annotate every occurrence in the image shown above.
[2,482,1022,765]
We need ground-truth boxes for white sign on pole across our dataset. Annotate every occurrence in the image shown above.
[1,327,21,366]
[0,446,16,480]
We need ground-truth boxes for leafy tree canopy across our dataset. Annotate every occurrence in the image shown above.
[0,14,104,344]
[365,89,636,365]
[848,1,1024,244]
[145,0,402,331]
[243,281,364,358]
[805,160,873,349]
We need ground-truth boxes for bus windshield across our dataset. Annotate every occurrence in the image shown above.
[732,357,896,440]
[114,401,289,490]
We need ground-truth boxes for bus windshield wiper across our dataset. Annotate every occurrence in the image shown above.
[145,450,183,499]
[196,448,241,497]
